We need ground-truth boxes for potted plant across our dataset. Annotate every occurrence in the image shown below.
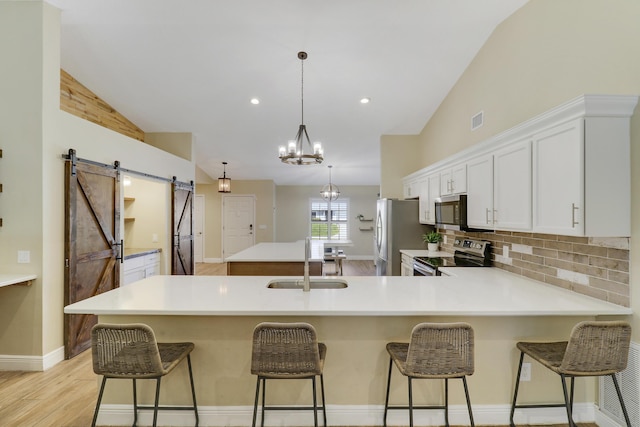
[422,231,442,252]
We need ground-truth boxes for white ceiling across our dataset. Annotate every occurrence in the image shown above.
[48,0,527,186]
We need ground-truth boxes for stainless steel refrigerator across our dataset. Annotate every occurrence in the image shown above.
[374,198,430,276]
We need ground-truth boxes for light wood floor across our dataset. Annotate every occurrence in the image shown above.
[0,261,598,426]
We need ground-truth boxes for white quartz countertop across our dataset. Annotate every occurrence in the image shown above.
[64,268,631,317]
[399,249,453,258]
[0,274,37,288]
[226,240,353,262]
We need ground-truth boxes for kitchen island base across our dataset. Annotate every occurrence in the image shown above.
[226,260,322,276]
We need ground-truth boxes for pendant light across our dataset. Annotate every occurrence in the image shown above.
[218,162,231,193]
[278,51,324,165]
[320,165,340,201]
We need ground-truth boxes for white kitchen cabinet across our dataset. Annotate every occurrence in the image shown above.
[466,154,494,229]
[401,253,414,276]
[493,140,532,230]
[402,95,637,237]
[403,178,421,200]
[418,173,440,224]
[122,252,161,286]
[466,140,531,231]
[440,163,466,196]
[533,116,630,236]
[533,119,583,235]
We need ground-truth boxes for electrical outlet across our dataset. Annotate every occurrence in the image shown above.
[152,233,158,243]
[17,250,31,264]
[520,362,531,381]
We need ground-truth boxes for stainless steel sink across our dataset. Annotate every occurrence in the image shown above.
[267,278,348,289]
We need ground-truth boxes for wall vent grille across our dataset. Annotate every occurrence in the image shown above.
[600,340,639,427]
[471,111,484,130]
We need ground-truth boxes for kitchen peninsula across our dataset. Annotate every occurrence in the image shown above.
[65,269,630,426]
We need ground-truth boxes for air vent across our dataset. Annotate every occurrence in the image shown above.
[471,111,484,130]
[600,341,639,427]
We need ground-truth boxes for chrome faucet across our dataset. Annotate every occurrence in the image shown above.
[303,236,311,292]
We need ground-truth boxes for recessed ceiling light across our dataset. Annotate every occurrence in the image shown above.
[360,97,371,104]
[250,98,260,105]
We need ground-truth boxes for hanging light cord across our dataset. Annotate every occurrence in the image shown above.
[300,54,304,125]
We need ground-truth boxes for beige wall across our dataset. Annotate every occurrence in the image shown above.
[379,134,420,199]
[123,176,171,274]
[275,185,379,258]
[145,132,194,162]
[196,180,276,260]
[380,0,640,339]
[196,181,379,260]
[0,2,195,358]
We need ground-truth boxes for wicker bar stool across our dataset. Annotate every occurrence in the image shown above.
[90,323,199,427]
[384,322,475,427]
[251,322,327,427]
[510,320,632,427]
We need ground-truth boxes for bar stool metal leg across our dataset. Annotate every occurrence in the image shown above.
[261,378,266,427]
[312,377,318,427]
[462,376,475,427]
[91,377,108,427]
[444,378,449,427]
[560,374,576,427]
[383,357,393,427]
[186,355,199,426]
[611,374,633,427]
[152,378,162,427]
[509,351,524,427]
[408,377,414,427]
[252,377,260,427]
[320,374,327,427]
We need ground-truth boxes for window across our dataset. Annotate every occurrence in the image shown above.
[310,198,349,240]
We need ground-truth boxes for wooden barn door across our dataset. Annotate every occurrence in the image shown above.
[172,180,194,275]
[64,152,121,359]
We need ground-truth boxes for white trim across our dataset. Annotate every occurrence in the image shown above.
[404,94,639,182]
[201,257,223,263]
[596,407,626,427]
[0,346,65,371]
[93,402,596,426]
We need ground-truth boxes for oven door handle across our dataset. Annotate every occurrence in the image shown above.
[413,261,436,276]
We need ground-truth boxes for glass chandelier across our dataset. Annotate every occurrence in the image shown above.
[320,165,340,201]
[278,51,324,165]
[218,161,231,193]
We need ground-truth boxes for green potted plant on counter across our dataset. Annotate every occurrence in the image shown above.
[422,231,442,252]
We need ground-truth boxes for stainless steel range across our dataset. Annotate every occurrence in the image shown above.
[413,238,492,276]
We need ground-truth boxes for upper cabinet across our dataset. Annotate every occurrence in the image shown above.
[403,94,638,237]
[533,115,631,236]
[440,163,467,196]
[418,173,440,224]
[493,140,532,230]
[466,154,494,229]
[403,178,420,200]
[466,140,531,231]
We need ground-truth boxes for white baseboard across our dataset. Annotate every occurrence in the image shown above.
[94,402,596,426]
[202,258,222,263]
[0,346,65,371]
[595,407,626,427]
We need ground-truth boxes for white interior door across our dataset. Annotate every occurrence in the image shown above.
[194,194,204,263]
[222,195,255,259]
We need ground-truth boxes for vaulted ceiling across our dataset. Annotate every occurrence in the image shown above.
[49,0,528,185]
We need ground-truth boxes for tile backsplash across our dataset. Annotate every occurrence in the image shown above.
[438,229,630,307]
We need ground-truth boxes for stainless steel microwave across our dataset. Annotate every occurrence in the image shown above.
[435,194,469,231]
